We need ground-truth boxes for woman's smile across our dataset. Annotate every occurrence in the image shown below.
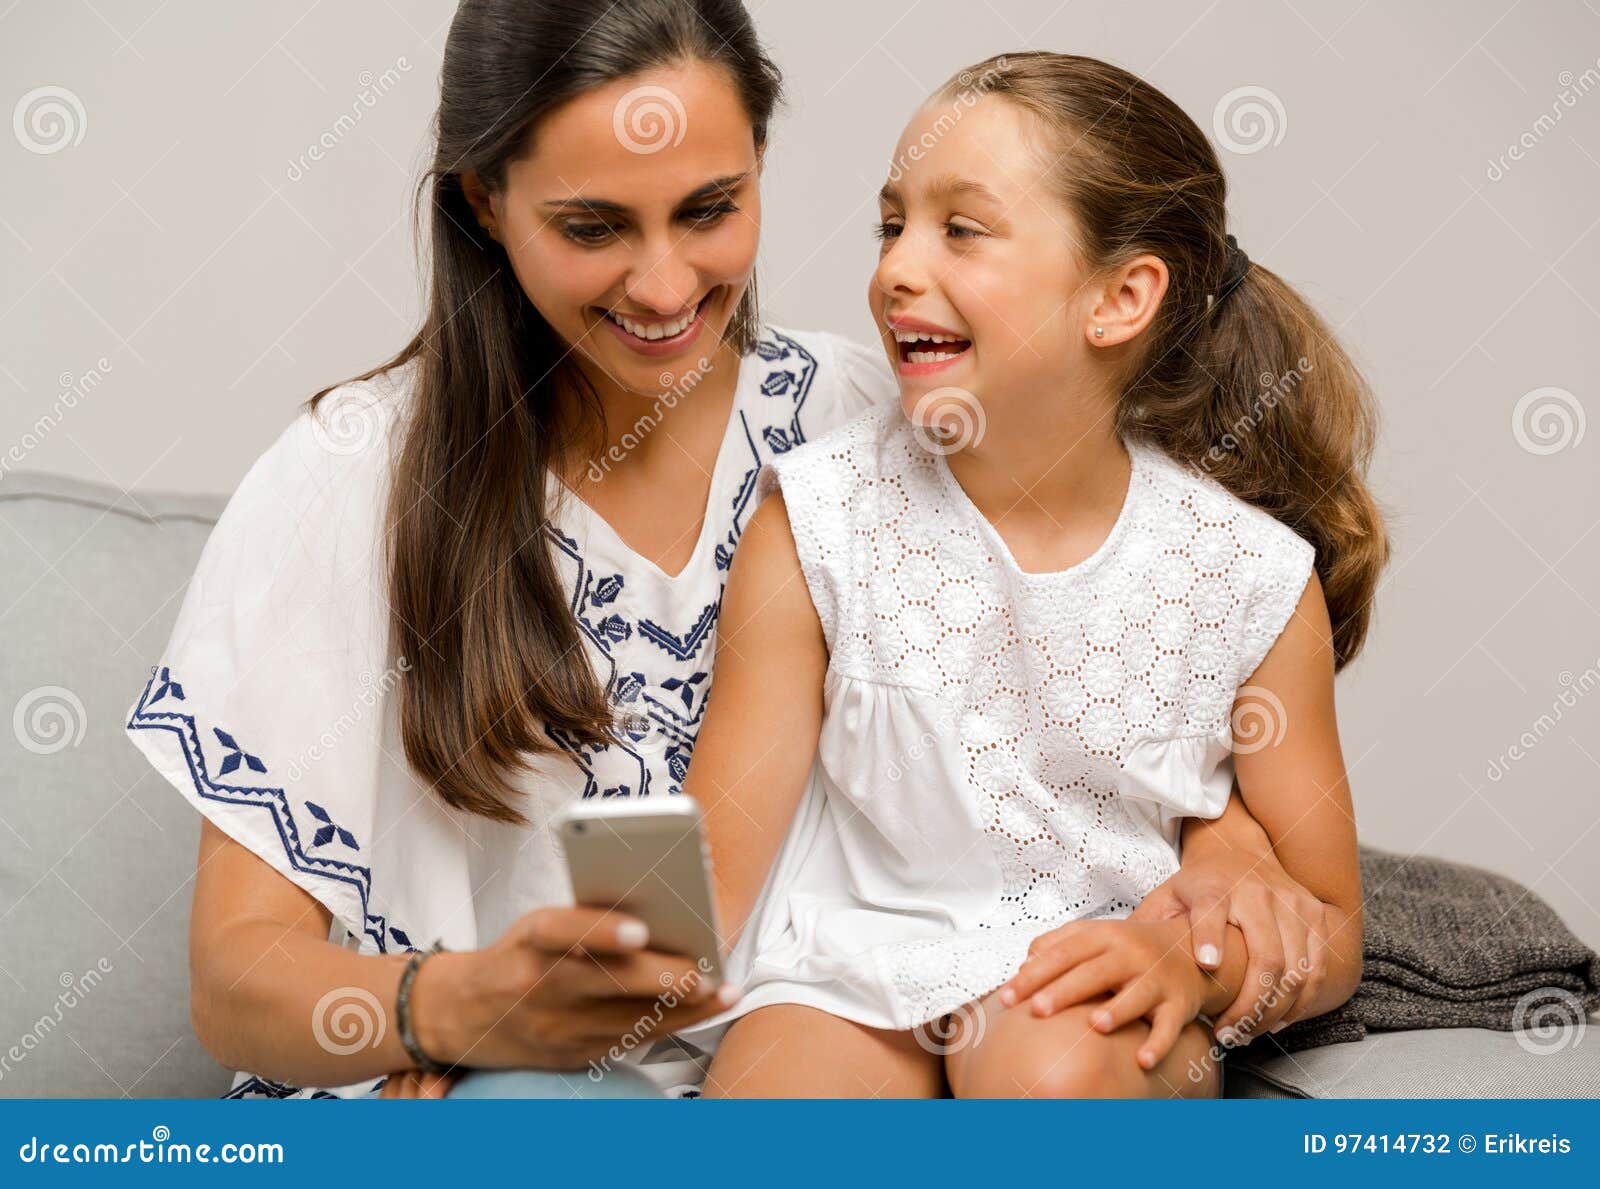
[596,288,720,358]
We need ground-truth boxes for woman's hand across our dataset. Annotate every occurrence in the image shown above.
[378,1070,456,1098]
[410,905,740,1072]
[995,918,1210,1071]
[1131,841,1330,1039]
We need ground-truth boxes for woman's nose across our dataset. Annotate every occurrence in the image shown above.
[626,240,700,314]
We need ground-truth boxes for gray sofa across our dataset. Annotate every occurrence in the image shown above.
[2,470,1596,1099]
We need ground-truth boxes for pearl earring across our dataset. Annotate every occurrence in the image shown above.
[1093,326,1105,339]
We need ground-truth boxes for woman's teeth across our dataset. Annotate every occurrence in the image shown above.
[606,306,697,340]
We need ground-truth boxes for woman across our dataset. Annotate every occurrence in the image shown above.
[125,0,1332,1101]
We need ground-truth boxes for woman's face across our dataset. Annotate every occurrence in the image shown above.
[471,61,763,400]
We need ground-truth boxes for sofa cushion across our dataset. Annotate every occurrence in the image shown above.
[1226,1022,1600,1098]
[0,471,234,1097]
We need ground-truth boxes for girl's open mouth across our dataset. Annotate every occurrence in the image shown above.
[893,329,973,377]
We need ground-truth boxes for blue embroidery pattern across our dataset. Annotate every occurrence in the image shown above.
[125,665,412,957]
[547,330,819,800]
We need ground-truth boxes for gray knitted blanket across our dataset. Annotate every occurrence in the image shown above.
[1257,845,1600,1055]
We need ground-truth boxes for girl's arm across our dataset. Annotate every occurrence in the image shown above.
[1224,570,1364,1022]
[685,491,830,947]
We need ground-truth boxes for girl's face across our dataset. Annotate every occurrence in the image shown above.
[870,95,1100,436]
[468,61,762,399]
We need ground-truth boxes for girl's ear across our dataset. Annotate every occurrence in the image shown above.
[460,170,500,242]
[1087,254,1169,347]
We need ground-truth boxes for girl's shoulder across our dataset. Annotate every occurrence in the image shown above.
[764,398,926,496]
[1131,440,1315,573]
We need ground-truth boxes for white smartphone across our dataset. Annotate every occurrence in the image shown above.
[554,796,725,987]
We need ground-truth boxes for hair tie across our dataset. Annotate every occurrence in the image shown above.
[1210,233,1251,313]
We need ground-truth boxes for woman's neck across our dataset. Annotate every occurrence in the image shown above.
[556,340,743,486]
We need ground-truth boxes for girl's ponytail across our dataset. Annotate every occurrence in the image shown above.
[1141,257,1389,669]
[945,52,1389,668]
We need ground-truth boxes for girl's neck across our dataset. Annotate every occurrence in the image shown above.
[943,390,1131,571]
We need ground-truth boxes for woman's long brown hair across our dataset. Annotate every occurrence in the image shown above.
[307,0,781,823]
[940,53,1388,668]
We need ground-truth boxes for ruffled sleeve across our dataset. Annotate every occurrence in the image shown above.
[1235,517,1317,686]
[123,371,472,960]
[1116,733,1236,848]
[755,429,859,653]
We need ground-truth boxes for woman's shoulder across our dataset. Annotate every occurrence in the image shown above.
[759,325,899,432]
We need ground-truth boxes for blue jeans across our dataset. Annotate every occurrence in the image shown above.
[443,1067,663,1099]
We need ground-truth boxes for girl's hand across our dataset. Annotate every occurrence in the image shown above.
[996,918,1208,1071]
[1130,843,1330,1038]
[410,906,740,1071]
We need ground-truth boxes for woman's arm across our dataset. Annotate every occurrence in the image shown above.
[685,491,830,947]
[1135,786,1336,1033]
[190,821,734,1087]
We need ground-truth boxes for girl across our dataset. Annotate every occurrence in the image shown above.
[687,52,1383,1097]
[125,2,1334,1102]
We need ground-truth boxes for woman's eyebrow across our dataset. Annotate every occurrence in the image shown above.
[539,171,753,216]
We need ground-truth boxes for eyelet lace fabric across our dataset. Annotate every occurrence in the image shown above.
[737,405,1315,1030]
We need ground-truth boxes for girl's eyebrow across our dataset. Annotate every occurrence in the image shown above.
[879,175,1004,208]
[540,171,753,215]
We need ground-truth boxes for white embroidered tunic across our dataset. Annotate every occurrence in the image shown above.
[123,326,895,1098]
[692,403,1315,1036]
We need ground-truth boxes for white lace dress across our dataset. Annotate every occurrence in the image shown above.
[698,403,1315,1035]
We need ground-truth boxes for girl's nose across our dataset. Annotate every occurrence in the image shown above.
[626,240,701,315]
[874,234,927,299]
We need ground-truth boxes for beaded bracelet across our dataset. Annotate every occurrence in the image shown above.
[395,940,458,1076]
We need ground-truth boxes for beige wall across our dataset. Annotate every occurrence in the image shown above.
[3,1,1597,943]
